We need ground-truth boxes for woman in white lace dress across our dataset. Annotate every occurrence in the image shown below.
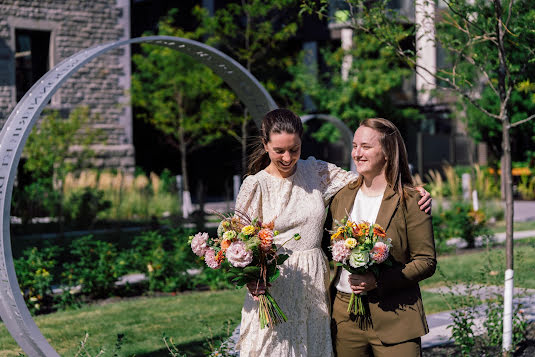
[234,109,430,356]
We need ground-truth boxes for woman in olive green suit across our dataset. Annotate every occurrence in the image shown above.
[326,118,436,356]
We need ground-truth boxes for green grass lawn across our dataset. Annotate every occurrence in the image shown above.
[0,289,245,357]
[491,220,535,233]
[422,242,535,289]
[3,243,534,356]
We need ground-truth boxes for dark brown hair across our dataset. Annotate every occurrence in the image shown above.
[354,118,414,200]
[247,108,303,176]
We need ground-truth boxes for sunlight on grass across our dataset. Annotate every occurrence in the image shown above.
[491,220,535,233]
[0,289,245,357]
[422,244,535,289]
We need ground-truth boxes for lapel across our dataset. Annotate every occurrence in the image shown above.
[375,185,401,231]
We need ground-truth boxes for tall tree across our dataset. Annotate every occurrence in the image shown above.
[17,106,96,230]
[303,0,535,352]
[131,9,237,217]
[198,1,299,176]
[282,32,423,133]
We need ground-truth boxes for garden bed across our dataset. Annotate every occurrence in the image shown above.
[423,320,535,356]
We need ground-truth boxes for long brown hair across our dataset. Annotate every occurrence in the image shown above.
[354,118,414,200]
[247,108,303,176]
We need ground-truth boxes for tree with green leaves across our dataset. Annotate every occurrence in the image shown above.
[302,0,535,352]
[16,106,96,229]
[198,1,300,175]
[282,31,423,136]
[131,9,238,217]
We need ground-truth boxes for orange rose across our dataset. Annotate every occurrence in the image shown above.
[221,239,232,250]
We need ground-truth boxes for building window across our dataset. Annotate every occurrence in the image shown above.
[15,29,50,101]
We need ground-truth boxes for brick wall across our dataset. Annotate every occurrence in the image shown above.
[0,0,134,170]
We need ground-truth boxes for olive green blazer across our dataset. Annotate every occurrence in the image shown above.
[325,181,436,344]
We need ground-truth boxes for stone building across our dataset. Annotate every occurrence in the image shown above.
[0,0,134,171]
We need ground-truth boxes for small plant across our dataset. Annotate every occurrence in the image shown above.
[483,295,528,351]
[517,175,535,200]
[131,228,197,292]
[63,187,111,228]
[15,246,58,314]
[448,308,476,356]
[443,164,461,199]
[441,202,492,248]
[63,235,120,298]
[473,165,501,199]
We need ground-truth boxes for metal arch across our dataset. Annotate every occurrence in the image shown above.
[0,36,277,356]
[301,114,356,172]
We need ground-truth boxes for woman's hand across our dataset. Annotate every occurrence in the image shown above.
[416,186,432,214]
[246,280,269,300]
[348,272,377,294]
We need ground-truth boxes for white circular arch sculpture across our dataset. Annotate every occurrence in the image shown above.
[301,114,356,172]
[0,36,276,356]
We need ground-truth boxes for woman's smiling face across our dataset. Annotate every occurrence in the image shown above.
[263,131,301,178]
[352,126,387,179]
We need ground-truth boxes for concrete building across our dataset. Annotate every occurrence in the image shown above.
[0,0,135,171]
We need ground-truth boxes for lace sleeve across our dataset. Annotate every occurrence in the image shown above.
[234,175,262,220]
[310,157,358,205]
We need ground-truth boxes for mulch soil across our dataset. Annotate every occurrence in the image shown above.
[423,321,535,356]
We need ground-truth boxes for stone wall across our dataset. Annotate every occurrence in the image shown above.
[0,0,134,171]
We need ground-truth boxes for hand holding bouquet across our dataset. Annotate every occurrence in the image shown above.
[189,211,300,329]
[329,217,392,316]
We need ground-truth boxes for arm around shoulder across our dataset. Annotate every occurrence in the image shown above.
[377,189,436,294]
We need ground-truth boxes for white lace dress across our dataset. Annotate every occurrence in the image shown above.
[234,157,357,357]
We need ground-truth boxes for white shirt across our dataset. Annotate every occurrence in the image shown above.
[335,188,385,293]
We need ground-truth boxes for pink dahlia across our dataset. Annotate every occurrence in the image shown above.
[204,248,221,269]
[331,240,351,263]
[191,232,209,257]
[370,242,390,263]
[226,241,253,268]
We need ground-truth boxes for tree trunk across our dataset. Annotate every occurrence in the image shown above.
[502,110,515,355]
[494,1,514,353]
[178,124,193,218]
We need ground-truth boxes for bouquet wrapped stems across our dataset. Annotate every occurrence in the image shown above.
[258,291,287,329]
[348,293,365,315]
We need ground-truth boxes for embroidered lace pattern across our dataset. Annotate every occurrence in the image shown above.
[234,157,357,357]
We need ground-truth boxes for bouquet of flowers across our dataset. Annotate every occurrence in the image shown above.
[189,210,300,329]
[329,217,392,315]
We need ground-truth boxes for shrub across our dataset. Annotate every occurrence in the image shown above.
[14,246,58,314]
[63,235,120,299]
[63,187,111,228]
[438,202,492,248]
[517,175,535,200]
[131,228,197,292]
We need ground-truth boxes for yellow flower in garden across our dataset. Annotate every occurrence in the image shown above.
[344,238,357,249]
[242,225,256,236]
